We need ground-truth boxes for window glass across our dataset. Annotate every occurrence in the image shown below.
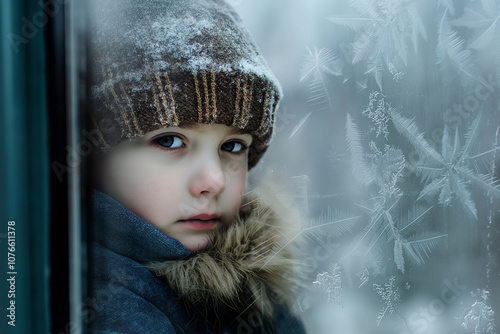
[235,0,500,333]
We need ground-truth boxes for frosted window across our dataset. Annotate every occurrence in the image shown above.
[236,0,500,333]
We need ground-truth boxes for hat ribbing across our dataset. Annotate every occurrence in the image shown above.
[88,0,282,168]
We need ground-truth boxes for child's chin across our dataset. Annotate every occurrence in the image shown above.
[182,237,209,252]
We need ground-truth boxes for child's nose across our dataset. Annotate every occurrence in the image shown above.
[188,156,226,198]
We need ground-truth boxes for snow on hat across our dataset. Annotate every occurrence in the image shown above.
[88,0,282,169]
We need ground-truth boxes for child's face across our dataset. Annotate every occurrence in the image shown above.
[92,123,252,252]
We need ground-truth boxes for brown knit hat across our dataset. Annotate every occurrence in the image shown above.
[88,0,282,169]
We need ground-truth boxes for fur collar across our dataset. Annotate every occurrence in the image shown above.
[147,185,304,332]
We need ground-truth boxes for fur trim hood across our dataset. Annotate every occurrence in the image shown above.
[147,185,305,332]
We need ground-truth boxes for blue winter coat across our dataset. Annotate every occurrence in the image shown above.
[89,190,307,334]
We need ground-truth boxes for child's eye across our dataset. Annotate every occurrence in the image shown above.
[221,141,247,154]
[155,135,183,149]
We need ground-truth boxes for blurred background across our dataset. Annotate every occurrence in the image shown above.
[236,0,500,333]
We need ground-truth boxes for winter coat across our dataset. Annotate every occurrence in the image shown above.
[89,189,307,334]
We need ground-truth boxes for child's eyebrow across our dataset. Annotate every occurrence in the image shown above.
[178,123,251,136]
[228,128,252,135]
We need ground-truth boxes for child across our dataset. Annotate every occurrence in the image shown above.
[87,0,306,333]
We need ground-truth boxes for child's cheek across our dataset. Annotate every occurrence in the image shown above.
[228,167,247,217]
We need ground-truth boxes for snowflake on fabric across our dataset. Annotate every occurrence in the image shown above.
[363,91,394,140]
[225,0,243,5]
[460,289,497,334]
[373,276,400,325]
[313,264,343,306]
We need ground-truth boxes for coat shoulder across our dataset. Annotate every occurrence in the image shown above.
[90,242,214,334]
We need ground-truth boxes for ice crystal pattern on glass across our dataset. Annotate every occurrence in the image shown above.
[373,276,400,325]
[293,0,500,330]
[329,0,426,90]
[313,264,343,306]
[391,110,500,219]
[300,47,344,113]
[362,91,393,140]
[344,113,446,273]
[461,289,497,334]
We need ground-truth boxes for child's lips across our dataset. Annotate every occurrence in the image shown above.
[177,213,220,229]
[177,219,220,229]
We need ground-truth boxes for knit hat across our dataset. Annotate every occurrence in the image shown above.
[88,0,282,169]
